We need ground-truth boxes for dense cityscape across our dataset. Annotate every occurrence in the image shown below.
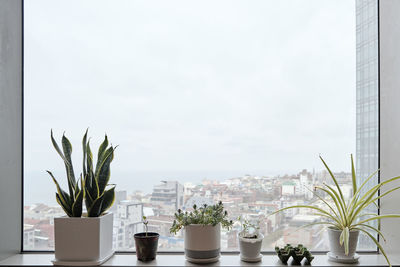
[24,169,354,251]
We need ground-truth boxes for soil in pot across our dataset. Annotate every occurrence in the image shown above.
[134,232,160,262]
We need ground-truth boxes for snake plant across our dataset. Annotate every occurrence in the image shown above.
[271,155,400,267]
[47,129,116,217]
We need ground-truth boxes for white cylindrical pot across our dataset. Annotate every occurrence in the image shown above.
[327,227,360,263]
[184,224,220,263]
[238,233,264,262]
[53,213,114,266]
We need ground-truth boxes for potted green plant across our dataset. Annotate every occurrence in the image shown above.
[170,201,233,263]
[271,155,400,266]
[134,216,160,261]
[237,216,264,262]
[48,130,117,266]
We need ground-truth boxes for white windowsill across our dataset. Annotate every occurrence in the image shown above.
[0,253,399,267]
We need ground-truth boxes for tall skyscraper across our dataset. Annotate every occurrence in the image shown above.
[355,0,379,250]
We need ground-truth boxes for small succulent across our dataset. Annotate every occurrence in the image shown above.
[48,129,116,217]
[238,216,260,238]
[170,201,233,234]
[275,244,314,265]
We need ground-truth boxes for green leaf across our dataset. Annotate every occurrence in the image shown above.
[354,227,392,267]
[82,129,88,177]
[56,193,72,217]
[47,171,71,210]
[95,135,108,175]
[71,188,83,217]
[320,156,346,209]
[351,154,357,195]
[355,214,400,226]
[87,195,104,217]
[95,146,115,194]
[343,227,349,255]
[99,186,116,216]
[62,134,76,194]
[50,130,69,165]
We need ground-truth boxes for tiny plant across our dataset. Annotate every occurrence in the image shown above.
[170,201,233,234]
[238,216,260,238]
[142,216,149,237]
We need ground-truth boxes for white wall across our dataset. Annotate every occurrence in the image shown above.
[379,0,400,254]
[0,0,23,260]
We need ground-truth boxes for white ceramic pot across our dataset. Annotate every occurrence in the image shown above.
[327,227,360,263]
[53,213,114,266]
[184,224,220,263]
[238,232,264,262]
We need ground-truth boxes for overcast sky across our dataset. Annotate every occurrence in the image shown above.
[24,0,356,184]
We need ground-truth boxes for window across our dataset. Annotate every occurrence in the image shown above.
[23,0,378,252]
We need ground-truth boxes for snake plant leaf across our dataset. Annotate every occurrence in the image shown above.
[99,186,116,216]
[95,135,108,175]
[56,193,72,217]
[87,194,104,217]
[71,188,83,217]
[62,134,76,189]
[47,170,71,208]
[96,146,114,193]
[82,129,88,177]
[50,130,69,166]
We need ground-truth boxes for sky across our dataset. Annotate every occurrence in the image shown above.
[24,0,356,204]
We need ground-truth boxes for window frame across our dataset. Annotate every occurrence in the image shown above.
[19,0,382,254]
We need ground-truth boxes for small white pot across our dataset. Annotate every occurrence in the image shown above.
[327,227,360,263]
[53,213,114,266]
[238,232,264,262]
[184,224,220,263]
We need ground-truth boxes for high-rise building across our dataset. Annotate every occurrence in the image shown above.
[151,181,184,214]
[355,0,379,250]
[356,0,379,185]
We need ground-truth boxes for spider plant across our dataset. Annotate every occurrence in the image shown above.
[271,155,400,267]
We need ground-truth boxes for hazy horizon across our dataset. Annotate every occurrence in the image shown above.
[24,0,356,206]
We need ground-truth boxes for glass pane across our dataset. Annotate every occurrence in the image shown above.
[23,0,377,252]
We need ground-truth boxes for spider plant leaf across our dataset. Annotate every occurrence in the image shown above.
[99,186,116,216]
[269,205,341,226]
[320,156,346,209]
[354,227,391,267]
[358,223,386,242]
[355,214,400,226]
[322,183,348,225]
[343,227,349,255]
[306,186,340,221]
[294,221,337,232]
[315,186,345,226]
[351,154,357,195]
